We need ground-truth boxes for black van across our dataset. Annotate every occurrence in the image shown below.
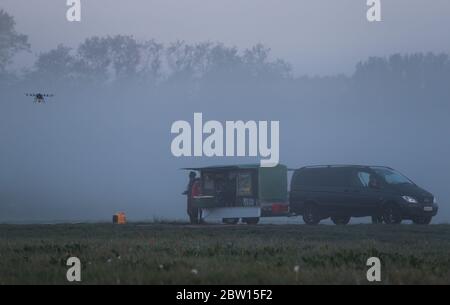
[289,165,438,225]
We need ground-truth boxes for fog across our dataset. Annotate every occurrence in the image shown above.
[3,0,450,75]
[0,3,449,223]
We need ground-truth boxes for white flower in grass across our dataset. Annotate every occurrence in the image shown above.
[293,265,300,282]
[191,269,198,275]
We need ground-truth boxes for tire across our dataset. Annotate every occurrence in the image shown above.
[331,216,351,225]
[412,215,432,225]
[242,217,260,225]
[222,218,239,225]
[302,205,320,225]
[382,204,402,224]
[371,215,383,224]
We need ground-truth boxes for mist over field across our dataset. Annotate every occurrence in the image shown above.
[0,3,449,223]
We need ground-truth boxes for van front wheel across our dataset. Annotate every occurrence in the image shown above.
[331,216,351,225]
[412,215,432,225]
[303,205,320,225]
[383,205,402,224]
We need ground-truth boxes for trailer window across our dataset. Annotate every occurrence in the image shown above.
[203,174,215,193]
[237,172,253,196]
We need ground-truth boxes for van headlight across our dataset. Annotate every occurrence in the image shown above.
[402,196,418,204]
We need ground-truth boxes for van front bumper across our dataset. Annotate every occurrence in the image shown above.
[400,203,438,218]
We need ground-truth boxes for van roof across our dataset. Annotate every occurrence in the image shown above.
[297,165,393,170]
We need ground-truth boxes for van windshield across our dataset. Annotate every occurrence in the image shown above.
[371,167,414,185]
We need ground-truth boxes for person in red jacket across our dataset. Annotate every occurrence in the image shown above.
[191,179,201,196]
[183,171,202,224]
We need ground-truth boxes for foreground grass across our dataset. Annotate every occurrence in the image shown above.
[0,223,449,284]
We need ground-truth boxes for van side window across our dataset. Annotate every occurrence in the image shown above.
[356,171,370,187]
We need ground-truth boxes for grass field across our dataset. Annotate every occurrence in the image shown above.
[0,223,449,284]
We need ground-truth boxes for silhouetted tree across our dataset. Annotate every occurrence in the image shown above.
[166,41,216,81]
[353,53,450,103]
[0,10,30,83]
[76,35,163,84]
[166,41,291,83]
[242,44,291,80]
[1,7,448,107]
[32,45,77,82]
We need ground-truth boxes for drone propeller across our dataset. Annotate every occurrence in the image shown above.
[25,93,54,97]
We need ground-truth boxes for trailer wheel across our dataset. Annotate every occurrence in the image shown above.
[222,218,239,225]
[243,217,259,225]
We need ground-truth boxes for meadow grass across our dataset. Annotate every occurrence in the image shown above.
[0,223,449,284]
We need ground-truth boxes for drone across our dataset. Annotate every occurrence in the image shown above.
[25,93,54,104]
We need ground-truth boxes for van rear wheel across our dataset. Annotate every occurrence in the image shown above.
[303,205,320,225]
[383,205,402,224]
[331,216,351,225]
[371,216,383,224]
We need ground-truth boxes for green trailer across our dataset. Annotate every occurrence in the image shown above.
[183,164,288,224]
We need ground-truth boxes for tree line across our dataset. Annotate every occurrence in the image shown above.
[1,9,450,103]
